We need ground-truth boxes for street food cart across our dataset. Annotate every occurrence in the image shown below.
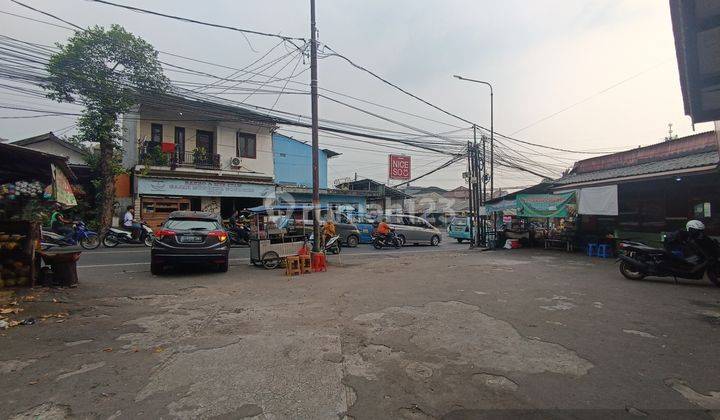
[247,205,312,269]
[0,143,78,287]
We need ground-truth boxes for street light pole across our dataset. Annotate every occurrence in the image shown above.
[453,74,494,246]
[310,0,321,252]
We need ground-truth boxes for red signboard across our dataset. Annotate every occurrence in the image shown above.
[388,155,411,180]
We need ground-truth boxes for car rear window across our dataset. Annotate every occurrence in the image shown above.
[164,219,221,231]
[452,218,467,226]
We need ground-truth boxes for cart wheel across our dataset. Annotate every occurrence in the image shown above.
[261,251,280,269]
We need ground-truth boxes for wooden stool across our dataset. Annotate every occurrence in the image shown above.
[285,255,302,276]
[299,254,312,274]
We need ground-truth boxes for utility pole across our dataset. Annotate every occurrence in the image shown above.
[472,126,482,247]
[466,141,474,248]
[310,0,321,252]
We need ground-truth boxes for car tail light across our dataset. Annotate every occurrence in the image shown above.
[208,230,228,242]
[155,229,176,239]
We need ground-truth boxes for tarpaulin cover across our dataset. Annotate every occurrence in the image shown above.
[577,185,618,216]
[516,192,576,218]
[479,200,517,215]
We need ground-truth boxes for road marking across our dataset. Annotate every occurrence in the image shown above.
[78,248,458,269]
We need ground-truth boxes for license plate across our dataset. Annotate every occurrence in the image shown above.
[179,235,202,243]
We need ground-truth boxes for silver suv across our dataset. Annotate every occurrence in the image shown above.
[379,214,442,246]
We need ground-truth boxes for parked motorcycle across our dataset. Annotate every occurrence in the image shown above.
[617,239,720,287]
[309,234,341,254]
[103,222,154,247]
[41,221,100,250]
[371,229,401,250]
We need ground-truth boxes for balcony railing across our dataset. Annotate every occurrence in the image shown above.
[173,150,221,169]
[140,148,221,170]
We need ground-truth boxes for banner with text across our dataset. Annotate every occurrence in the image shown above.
[388,155,411,180]
[516,192,576,218]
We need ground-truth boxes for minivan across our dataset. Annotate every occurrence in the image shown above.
[378,214,442,246]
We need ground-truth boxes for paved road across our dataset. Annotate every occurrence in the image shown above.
[74,233,467,269]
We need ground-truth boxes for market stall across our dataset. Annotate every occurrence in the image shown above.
[0,143,78,288]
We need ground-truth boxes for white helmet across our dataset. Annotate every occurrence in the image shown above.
[686,220,705,231]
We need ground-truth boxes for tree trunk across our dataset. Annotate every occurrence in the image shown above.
[98,138,116,234]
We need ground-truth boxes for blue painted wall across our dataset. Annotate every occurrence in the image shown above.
[273,133,328,188]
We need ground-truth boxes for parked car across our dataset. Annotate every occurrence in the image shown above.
[379,214,442,246]
[448,216,472,243]
[150,211,230,275]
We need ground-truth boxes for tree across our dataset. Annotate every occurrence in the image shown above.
[44,24,169,232]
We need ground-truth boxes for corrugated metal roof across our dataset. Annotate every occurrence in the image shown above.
[555,151,719,186]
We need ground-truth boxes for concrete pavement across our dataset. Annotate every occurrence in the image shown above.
[1,248,719,419]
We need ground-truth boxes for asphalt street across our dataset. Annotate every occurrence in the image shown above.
[73,234,464,269]
[4,243,720,419]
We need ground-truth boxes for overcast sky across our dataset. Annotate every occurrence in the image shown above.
[0,0,713,190]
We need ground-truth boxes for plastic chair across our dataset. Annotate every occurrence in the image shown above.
[311,252,327,272]
[587,243,598,257]
[597,244,611,258]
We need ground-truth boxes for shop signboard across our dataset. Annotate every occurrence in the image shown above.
[51,163,77,207]
[516,192,576,218]
[138,177,275,198]
[388,155,411,180]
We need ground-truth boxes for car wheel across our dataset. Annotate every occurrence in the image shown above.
[456,238,463,244]
[397,234,406,246]
[80,234,101,249]
[150,258,163,275]
[216,259,229,273]
[103,234,119,248]
[430,235,440,246]
[346,235,359,248]
[262,251,280,269]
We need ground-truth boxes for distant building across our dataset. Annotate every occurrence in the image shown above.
[13,132,88,166]
[272,133,368,211]
[335,178,411,212]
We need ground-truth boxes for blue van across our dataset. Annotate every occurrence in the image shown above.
[448,217,472,243]
[344,212,377,243]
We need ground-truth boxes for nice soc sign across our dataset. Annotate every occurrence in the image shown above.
[388,154,411,180]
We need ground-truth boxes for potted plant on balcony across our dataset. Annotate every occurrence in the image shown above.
[192,147,209,168]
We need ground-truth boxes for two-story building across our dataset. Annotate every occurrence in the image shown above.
[121,94,284,228]
[272,132,369,212]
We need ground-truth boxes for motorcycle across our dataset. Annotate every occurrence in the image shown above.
[309,234,341,254]
[372,229,401,250]
[617,238,720,287]
[41,221,100,250]
[103,222,154,247]
[226,224,251,247]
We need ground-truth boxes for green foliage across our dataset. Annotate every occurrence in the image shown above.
[44,24,168,229]
[45,24,169,113]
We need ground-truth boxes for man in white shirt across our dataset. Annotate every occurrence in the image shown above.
[123,205,141,240]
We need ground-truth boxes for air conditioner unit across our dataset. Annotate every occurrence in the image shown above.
[230,157,242,167]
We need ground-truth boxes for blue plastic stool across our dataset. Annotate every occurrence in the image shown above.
[597,244,611,258]
[587,243,598,257]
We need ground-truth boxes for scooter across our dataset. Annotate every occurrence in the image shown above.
[309,234,341,254]
[41,221,100,250]
[617,239,720,287]
[103,222,154,247]
[371,229,401,250]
